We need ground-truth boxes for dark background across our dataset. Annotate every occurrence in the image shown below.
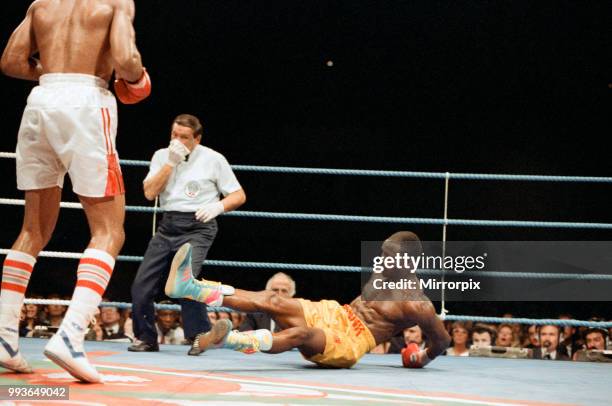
[1,1,610,318]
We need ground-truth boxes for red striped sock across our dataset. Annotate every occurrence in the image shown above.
[1,250,36,305]
[75,248,115,296]
[59,249,115,336]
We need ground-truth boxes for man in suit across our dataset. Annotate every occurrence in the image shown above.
[532,325,569,360]
[99,305,130,342]
[239,272,295,332]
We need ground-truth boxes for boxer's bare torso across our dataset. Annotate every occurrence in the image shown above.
[348,270,448,354]
[32,0,117,80]
[350,296,425,344]
[1,0,141,82]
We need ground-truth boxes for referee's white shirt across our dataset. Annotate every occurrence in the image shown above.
[145,144,242,212]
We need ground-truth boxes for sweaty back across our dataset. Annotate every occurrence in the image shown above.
[32,0,115,80]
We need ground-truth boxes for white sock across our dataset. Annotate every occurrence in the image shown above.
[59,249,115,342]
[1,251,36,343]
[257,329,273,351]
[0,250,36,308]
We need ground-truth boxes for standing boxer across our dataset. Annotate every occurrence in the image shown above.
[0,0,150,383]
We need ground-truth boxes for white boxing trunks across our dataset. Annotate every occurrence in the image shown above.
[16,73,124,197]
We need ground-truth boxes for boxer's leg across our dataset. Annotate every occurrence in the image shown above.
[165,243,307,328]
[1,187,61,374]
[192,321,326,356]
[44,194,125,383]
[267,326,326,357]
[179,221,217,341]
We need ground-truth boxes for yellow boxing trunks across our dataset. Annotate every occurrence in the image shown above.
[298,299,376,368]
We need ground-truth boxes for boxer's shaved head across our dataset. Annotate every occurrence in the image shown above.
[382,231,423,257]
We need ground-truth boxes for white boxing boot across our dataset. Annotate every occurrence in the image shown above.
[44,304,100,383]
[0,304,32,373]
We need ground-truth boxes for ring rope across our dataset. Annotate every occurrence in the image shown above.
[4,249,611,281]
[417,269,612,281]
[23,298,234,313]
[22,298,612,328]
[2,152,612,183]
[4,152,612,322]
[444,315,612,328]
[1,198,611,229]
[440,172,451,316]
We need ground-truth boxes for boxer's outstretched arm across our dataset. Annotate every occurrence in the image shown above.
[413,301,451,359]
[110,0,143,82]
[0,3,42,81]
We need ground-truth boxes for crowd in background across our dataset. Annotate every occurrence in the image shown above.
[19,295,251,346]
[371,313,611,361]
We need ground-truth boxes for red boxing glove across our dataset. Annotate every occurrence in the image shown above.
[114,68,151,104]
[401,343,430,368]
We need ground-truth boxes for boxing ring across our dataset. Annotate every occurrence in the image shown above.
[1,152,612,405]
[0,337,608,405]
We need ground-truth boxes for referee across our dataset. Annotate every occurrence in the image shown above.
[128,114,245,355]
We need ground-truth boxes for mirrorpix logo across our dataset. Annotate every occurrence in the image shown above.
[371,252,487,274]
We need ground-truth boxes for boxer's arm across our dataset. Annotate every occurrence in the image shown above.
[0,3,42,81]
[413,301,451,360]
[110,0,143,82]
[143,164,173,201]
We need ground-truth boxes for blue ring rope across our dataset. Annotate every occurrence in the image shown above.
[444,315,612,328]
[2,154,611,183]
[3,198,610,229]
[23,299,612,328]
[118,158,612,183]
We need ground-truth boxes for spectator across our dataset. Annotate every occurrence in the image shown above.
[496,324,515,347]
[21,298,48,337]
[471,324,495,348]
[524,324,539,348]
[502,313,522,346]
[207,311,219,325]
[122,309,134,341]
[18,306,27,337]
[404,325,425,347]
[583,317,609,350]
[532,325,569,360]
[99,305,130,342]
[85,308,103,342]
[231,312,244,328]
[558,314,579,357]
[156,301,185,345]
[239,272,296,332]
[44,294,67,329]
[583,328,607,351]
[266,272,296,297]
[572,319,610,361]
[389,325,427,354]
[446,322,470,356]
[217,311,231,322]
